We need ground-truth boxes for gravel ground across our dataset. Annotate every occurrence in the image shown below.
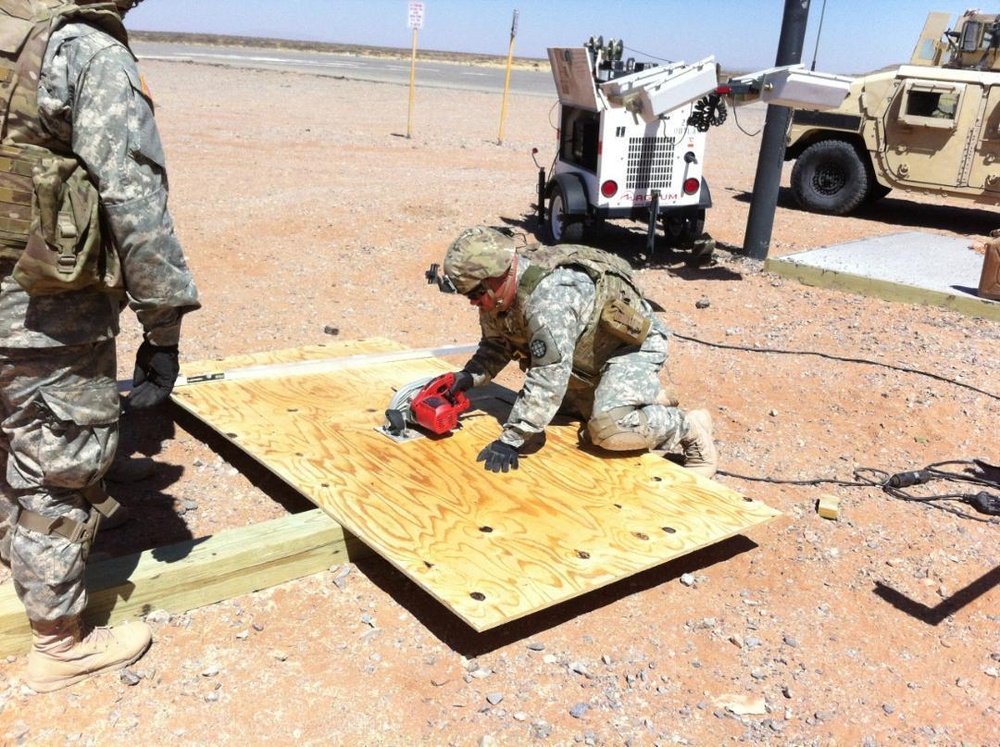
[0,53,998,746]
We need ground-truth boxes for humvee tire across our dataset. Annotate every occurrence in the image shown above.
[790,139,874,215]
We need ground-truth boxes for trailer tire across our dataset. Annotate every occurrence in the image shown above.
[548,185,584,244]
[790,139,873,215]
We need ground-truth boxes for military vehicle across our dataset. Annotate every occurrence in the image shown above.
[784,10,1000,215]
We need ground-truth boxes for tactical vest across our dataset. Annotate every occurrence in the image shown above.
[516,244,654,378]
[0,0,127,295]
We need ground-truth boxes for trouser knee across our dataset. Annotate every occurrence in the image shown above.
[588,405,660,451]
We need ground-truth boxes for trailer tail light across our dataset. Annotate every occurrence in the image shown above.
[600,180,618,198]
[683,177,700,195]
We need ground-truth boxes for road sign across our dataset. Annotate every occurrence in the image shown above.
[408,2,425,30]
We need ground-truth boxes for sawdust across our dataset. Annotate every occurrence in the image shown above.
[1,54,998,746]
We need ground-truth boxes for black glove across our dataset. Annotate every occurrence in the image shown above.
[449,370,474,396]
[130,341,180,409]
[477,440,519,473]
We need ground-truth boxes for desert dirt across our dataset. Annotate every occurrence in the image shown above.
[1,51,999,747]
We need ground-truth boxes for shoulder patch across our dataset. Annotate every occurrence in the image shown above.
[529,327,561,366]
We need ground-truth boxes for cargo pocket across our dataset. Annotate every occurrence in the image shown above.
[34,379,120,489]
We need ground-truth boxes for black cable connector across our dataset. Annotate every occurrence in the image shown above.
[967,492,1000,516]
[886,470,934,488]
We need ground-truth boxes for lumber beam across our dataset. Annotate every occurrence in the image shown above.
[0,508,366,658]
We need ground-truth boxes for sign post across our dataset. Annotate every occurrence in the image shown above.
[407,2,425,139]
[497,9,519,145]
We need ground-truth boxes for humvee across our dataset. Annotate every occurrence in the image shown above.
[784,10,1000,215]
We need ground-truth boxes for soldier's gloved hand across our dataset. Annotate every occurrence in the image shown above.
[130,341,180,409]
[477,440,519,473]
[449,371,474,396]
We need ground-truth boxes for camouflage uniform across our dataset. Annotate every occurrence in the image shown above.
[0,12,200,621]
[457,244,686,453]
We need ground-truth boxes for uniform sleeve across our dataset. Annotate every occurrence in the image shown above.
[500,271,592,449]
[463,316,515,385]
[69,43,199,346]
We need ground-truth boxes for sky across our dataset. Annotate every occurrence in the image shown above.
[125,1,993,75]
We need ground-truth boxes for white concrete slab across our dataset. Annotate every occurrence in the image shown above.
[765,231,1000,320]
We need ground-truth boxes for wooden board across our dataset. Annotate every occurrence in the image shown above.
[0,509,363,657]
[172,338,780,631]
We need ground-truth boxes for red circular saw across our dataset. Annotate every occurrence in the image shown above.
[381,373,471,441]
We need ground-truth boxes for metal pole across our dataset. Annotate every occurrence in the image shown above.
[407,27,418,139]
[498,10,519,145]
[742,0,811,261]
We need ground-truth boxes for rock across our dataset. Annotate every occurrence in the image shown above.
[120,668,142,686]
[145,609,172,625]
[532,720,552,738]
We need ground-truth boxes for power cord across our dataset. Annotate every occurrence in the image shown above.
[671,333,1000,521]
[718,459,1000,522]
[672,332,1000,401]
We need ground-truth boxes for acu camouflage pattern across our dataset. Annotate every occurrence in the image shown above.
[0,3,199,624]
[0,340,118,620]
[460,243,685,452]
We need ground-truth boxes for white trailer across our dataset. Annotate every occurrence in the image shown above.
[539,41,719,252]
[535,38,853,253]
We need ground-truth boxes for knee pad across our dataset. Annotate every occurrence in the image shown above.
[588,406,659,451]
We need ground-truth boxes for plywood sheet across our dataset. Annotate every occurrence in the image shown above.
[172,339,779,631]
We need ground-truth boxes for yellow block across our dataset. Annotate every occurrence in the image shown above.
[818,494,841,520]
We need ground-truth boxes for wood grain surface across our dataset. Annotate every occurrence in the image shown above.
[172,339,780,631]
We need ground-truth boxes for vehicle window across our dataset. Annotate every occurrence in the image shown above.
[899,82,964,128]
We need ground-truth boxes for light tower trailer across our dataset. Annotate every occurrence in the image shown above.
[535,41,855,254]
[537,42,721,253]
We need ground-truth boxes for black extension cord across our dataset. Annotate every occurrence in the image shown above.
[672,333,1000,520]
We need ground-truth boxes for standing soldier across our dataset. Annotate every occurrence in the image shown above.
[440,226,716,476]
[0,0,200,691]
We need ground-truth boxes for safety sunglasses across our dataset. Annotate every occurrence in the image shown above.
[466,285,488,301]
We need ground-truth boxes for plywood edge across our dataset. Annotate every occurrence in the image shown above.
[0,509,367,658]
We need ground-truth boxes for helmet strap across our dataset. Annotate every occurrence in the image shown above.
[493,254,519,310]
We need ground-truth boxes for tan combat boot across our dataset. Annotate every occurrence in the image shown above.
[26,616,152,693]
[680,409,718,478]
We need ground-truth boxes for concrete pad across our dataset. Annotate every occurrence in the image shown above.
[765,231,1000,321]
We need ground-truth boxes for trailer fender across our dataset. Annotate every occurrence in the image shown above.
[697,178,713,209]
[549,173,590,216]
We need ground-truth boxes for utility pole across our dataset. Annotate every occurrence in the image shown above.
[742,0,811,261]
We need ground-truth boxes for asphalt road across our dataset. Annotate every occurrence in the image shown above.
[132,41,556,97]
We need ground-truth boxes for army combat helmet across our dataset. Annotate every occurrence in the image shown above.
[443,226,517,296]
